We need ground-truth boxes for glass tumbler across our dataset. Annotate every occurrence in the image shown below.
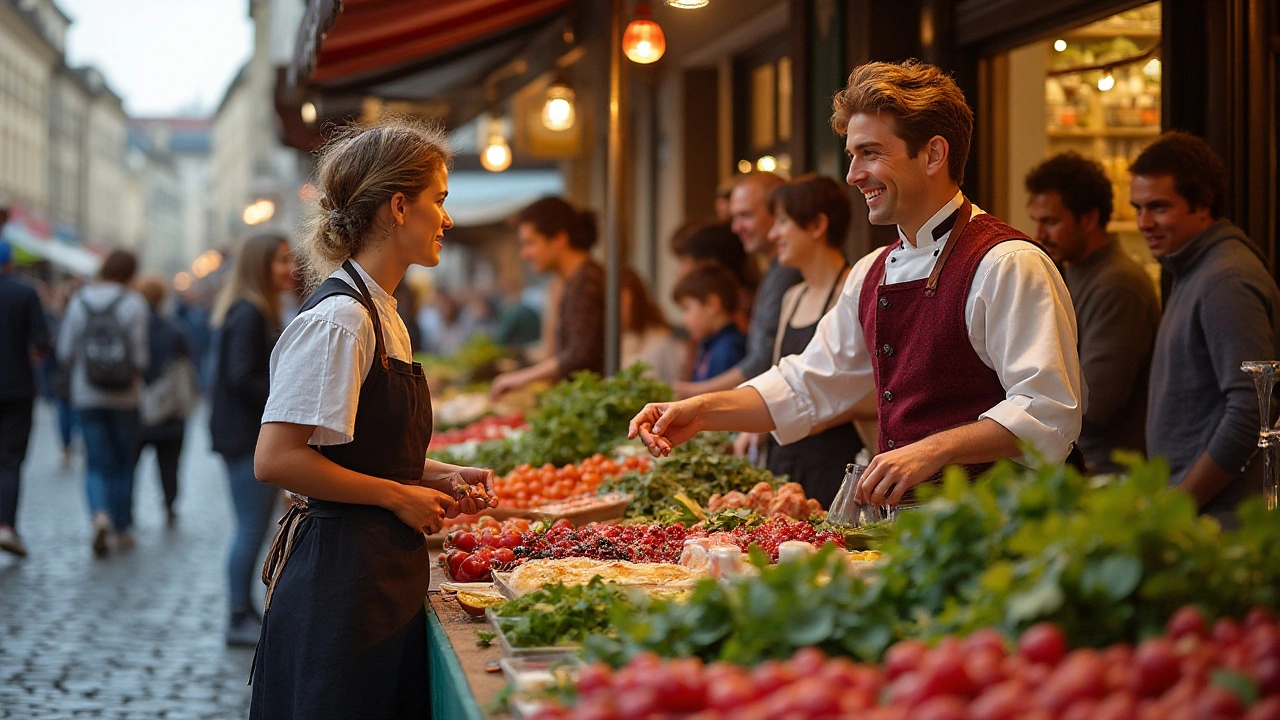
[1241,361,1280,511]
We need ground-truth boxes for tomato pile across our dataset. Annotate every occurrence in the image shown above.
[712,518,847,562]
[530,606,1280,720]
[427,412,525,450]
[441,518,574,582]
[493,455,650,510]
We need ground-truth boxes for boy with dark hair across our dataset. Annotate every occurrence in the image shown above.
[1131,131,1280,527]
[673,262,747,382]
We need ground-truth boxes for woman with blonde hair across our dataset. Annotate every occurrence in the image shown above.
[250,117,495,717]
[208,232,297,646]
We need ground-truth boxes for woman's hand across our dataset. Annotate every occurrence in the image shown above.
[387,484,457,535]
[447,467,498,515]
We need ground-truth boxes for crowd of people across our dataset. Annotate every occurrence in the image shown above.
[0,56,1276,716]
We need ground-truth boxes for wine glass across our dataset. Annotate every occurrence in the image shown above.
[1240,361,1280,511]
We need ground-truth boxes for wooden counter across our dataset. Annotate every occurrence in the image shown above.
[426,592,511,720]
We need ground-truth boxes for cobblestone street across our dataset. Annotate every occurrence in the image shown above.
[1,402,257,719]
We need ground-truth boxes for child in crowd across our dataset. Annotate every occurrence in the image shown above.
[673,261,747,383]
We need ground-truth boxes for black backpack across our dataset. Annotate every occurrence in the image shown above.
[81,293,135,390]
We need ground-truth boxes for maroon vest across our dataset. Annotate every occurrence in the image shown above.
[857,206,1035,488]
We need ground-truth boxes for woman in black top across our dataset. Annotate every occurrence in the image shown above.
[209,233,297,646]
[762,175,867,507]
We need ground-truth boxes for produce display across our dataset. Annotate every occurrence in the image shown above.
[707,481,823,521]
[499,558,700,597]
[531,607,1280,719]
[430,366,672,475]
[428,412,526,450]
[599,447,784,520]
[488,578,648,649]
[493,455,650,510]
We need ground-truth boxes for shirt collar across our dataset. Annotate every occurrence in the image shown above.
[897,190,965,248]
[338,260,397,309]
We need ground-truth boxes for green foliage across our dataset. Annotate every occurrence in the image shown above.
[490,577,649,648]
[429,365,672,474]
[599,447,782,519]
[586,456,1280,667]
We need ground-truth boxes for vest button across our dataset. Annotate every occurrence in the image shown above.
[882,344,894,357]
[879,298,890,308]
[887,439,896,449]
[883,390,893,402]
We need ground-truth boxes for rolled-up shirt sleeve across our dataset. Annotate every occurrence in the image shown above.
[744,256,878,445]
[972,244,1084,464]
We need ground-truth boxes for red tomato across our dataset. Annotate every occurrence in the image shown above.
[1246,608,1275,632]
[1018,623,1068,666]
[1193,687,1243,717]
[912,696,968,720]
[885,639,929,680]
[445,549,467,577]
[1134,638,1181,698]
[969,680,1030,720]
[458,554,491,580]
[450,531,478,553]
[706,673,759,710]
[574,664,613,698]
[493,547,515,565]
[1036,649,1105,713]
[497,530,523,549]
[964,628,1009,657]
[1245,697,1280,720]
[551,518,574,531]
[965,647,1007,691]
[1212,617,1243,646]
[1167,606,1208,641]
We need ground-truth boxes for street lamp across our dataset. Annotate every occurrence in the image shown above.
[622,2,666,64]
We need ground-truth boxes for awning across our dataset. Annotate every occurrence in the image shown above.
[2,225,101,277]
[446,169,563,227]
[284,0,604,140]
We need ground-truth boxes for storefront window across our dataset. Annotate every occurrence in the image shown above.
[734,38,793,178]
[990,2,1162,286]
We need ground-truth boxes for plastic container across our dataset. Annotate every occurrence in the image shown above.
[709,545,743,579]
[777,540,816,563]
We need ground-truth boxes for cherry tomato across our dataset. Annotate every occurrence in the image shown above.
[1167,606,1208,641]
[1133,638,1180,698]
[458,554,491,580]
[1018,623,1067,666]
[445,549,467,577]
[493,547,515,565]
[450,531,478,553]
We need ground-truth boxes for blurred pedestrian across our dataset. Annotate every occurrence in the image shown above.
[58,250,148,556]
[209,233,297,646]
[0,234,51,557]
[134,276,197,526]
[491,196,604,396]
[621,267,685,385]
[40,279,81,467]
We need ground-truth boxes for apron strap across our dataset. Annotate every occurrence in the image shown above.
[924,199,973,298]
[261,495,310,611]
[340,260,390,371]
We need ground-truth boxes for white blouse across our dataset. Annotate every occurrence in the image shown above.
[743,191,1086,464]
[262,261,414,446]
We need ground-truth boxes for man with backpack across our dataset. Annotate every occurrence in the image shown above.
[57,249,148,556]
[0,229,51,558]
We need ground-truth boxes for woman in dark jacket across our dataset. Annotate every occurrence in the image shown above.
[209,233,297,646]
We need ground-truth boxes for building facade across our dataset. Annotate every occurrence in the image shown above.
[0,0,58,215]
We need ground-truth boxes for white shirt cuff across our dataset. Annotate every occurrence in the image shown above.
[742,368,816,446]
[980,399,1073,465]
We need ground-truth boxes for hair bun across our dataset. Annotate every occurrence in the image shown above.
[325,209,358,241]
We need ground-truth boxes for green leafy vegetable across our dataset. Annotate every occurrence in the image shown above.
[490,577,650,648]
[600,447,782,519]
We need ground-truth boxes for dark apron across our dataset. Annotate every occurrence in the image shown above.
[250,261,434,720]
[766,266,861,509]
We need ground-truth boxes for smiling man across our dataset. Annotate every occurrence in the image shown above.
[1131,132,1280,528]
[628,60,1084,506]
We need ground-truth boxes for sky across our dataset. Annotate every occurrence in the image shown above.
[58,0,254,118]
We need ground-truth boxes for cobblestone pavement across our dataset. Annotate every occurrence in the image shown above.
[1,402,258,719]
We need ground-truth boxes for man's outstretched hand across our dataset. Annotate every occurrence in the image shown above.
[627,399,704,457]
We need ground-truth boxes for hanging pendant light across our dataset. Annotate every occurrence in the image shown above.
[665,0,709,7]
[479,116,512,172]
[623,2,666,64]
[541,82,577,131]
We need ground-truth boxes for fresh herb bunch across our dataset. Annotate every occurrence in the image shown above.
[429,365,671,474]
[585,457,1280,667]
[490,577,649,648]
[600,447,782,519]
[584,546,892,666]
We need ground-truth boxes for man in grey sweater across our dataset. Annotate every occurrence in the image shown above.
[1026,152,1160,474]
[1133,132,1280,528]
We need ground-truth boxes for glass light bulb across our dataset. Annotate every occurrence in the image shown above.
[1053,39,1067,52]
[481,140,512,172]
[1097,73,1116,92]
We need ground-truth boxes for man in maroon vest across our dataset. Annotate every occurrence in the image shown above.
[628,59,1084,506]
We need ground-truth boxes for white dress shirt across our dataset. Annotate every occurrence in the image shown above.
[262,261,414,446]
[743,191,1085,464]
